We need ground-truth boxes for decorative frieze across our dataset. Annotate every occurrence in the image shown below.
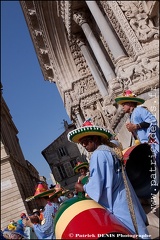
[118,1,159,44]
[100,1,143,57]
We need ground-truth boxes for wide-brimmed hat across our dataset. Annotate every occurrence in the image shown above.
[25,182,55,202]
[115,90,145,105]
[61,189,70,196]
[10,224,28,238]
[74,161,89,173]
[67,119,112,143]
[49,183,63,200]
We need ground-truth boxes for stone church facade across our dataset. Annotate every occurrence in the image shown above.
[20,0,159,149]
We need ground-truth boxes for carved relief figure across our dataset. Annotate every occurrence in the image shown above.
[133,64,146,81]
[103,97,117,121]
[119,1,159,43]
[116,65,134,89]
[130,15,159,42]
[87,103,106,127]
[140,57,159,79]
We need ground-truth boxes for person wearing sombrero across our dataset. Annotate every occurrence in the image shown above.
[23,182,57,239]
[115,89,159,170]
[68,119,150,238]
[74,161,89,185]
[49,184,62,217]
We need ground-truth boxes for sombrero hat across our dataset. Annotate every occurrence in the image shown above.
[25,182,55,202]
[74,161,89,173]
[61,189,70,196]
[49,183,63,200]
[67,119,112,143]
[115,90,145,105]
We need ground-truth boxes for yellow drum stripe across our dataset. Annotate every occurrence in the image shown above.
[55,200,104,239]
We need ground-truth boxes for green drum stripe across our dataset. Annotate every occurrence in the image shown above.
[54,197,90,227]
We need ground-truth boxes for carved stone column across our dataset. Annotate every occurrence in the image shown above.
[73,11,116,83]
[86,1,126,62]
[75,35,108,97]
[73,107,83,126]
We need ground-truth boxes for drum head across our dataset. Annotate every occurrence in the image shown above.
[123,143,159,198]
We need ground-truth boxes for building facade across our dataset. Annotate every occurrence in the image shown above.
[42,120,88,190]
[20,1,159,149]
[1,93,42,229]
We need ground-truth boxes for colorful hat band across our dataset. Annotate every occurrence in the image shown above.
[115,96,145,105]
[68,126,112,143]
[74,163,89,173]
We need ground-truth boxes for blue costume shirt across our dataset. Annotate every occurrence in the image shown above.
[33,202,59,239]
[83,145,150,239]
[130,106,159,169]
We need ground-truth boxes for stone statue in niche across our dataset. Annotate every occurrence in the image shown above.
[87,103,106,127]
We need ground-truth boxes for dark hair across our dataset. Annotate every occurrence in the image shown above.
[42,196,50,200]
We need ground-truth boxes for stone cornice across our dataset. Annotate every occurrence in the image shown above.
[20,1,80,93]
[20,1,55,82]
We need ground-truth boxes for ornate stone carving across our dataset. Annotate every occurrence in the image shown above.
[80,92,102,109]
[99,1,139,58]
[100,1,143,57]
[73,11,87,26]
[118,1,159,43]
[40,48,48,54]
[138,57,159,79]
[58,1,72,39]
[69,38,90,76]
[114,55,159,91]
[85,103,106,127]
[34,30,42,36]
[44,64,52,70]
[28,9,36,15]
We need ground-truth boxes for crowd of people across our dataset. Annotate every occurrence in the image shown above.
[2,90,159,239]
[1,183,72,239]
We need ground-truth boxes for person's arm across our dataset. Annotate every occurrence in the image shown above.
[82,150,107,202]
[127,121,150,131]
[137,122,150,129]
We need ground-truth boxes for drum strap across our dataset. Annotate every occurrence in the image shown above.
[121,161,139,238]
[109,143,139,238]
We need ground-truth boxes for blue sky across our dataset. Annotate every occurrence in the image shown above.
[1,1,71,185]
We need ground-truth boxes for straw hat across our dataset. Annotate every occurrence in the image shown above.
[49,183,63,200]
[25,182,55,202]
[74,161,89,173]
[67,119,112,143]
[115,90,145,105]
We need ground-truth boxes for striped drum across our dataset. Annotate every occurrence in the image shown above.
[54,196,133,239]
